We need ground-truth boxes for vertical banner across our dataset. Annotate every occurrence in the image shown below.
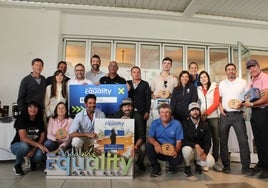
[69,84,128,115]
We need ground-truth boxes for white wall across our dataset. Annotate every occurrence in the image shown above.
[0,7,60,113]
[0,5,268,114]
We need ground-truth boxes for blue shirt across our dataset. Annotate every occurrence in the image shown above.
[148,118,184,146]
[69,109,106,134]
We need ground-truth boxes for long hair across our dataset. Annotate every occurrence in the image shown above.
[198,70,211,90]
[52,102,69,119]
[50,70,67,99]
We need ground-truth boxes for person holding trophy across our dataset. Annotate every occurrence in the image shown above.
[243,59,268,179]
[146,103,183,177]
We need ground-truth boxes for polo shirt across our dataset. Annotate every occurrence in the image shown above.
[219,77,246,111]
[248,71,268,107]
[148,118,183,146]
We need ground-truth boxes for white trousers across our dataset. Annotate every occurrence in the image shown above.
[182,146,215,167]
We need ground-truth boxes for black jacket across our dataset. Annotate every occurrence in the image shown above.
[127,79,151,116]
[182,118,211,154]
[171,84,198,122]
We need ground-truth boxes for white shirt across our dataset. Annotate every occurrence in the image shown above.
[219,77,246,111]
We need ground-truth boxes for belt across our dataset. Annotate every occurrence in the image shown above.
[252,106,268,110]
[224,111,242,114]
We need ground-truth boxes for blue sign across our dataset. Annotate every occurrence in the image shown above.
[69,84,128,115]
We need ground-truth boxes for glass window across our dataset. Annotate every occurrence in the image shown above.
[187,47,205,71]
[250,50,268,73]
[115,43,136,68]
[91,41,112,69]
[65,40,86,78]
[164,45,183,76]
[209,48,229,83]
[140,44,160,82]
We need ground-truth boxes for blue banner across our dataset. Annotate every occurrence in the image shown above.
[69,84,128,115]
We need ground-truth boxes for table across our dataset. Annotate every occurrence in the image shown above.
[0,121,16,160]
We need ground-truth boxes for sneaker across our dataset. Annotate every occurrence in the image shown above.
[242,167,254,176]
[167,168,178,174]
[13,164,25,176]
[151,169,162,177]
[184,166,192,177]
[212,163,223,172]
[259,170,268,179]
[30,162,37,171]
[202,166,209,172]
[195,164,202,174]
[222,166,231,174]
[253,163,264,173]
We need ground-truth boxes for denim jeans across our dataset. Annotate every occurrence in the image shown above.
[44,139,59,152]
[10,142,45,166]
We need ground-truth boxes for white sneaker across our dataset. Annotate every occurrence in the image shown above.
[202,166,209,172]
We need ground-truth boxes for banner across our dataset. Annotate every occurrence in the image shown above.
[69,84,128,115]
[46,118,134,179]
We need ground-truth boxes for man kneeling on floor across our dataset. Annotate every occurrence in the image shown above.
[146,103,183,177]
[182,102,215,177]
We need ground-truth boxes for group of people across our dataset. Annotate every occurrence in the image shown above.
[10,55,268,180]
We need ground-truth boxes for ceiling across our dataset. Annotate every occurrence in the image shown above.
[2,0,268,26]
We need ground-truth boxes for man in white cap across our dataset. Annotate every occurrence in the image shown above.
[111,98,146,171]
[182,102,214,177]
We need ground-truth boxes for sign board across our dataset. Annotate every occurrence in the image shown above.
[46,118,134,179]
[69,84,128,115]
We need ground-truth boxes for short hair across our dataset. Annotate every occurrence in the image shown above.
[31,58,44,66]
[57,61,67,68]
[225,63,236,71]
[188,62,198,69]
[75,63,85,69]
[158,103,172,113]
[90,54,101,63]
[52,102,68,119]
[162,57,172,64]
[84,94,97,103]
[130,66,141,72]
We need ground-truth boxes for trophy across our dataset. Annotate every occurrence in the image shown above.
[244,87,261,102]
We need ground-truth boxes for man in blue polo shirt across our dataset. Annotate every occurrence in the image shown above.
[146,103,183,177]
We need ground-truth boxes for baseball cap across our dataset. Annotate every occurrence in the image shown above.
[120,98,133,107]
[188,102,200,111]
[246,60,259,69]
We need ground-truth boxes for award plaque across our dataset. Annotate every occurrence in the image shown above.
[55,128,68,140]
[161,143,175,156]
[157,89,170,99]
[228,99,241,109]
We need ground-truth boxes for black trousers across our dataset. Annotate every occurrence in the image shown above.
[146,143,183,171]
[251,107,268,169]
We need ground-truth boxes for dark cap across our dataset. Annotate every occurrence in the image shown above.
[246,60,259,69]
[120,98,133,107]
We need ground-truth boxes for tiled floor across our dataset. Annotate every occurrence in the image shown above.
[1,161,268,188]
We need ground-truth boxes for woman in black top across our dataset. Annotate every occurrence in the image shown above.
[171,70,198,122]
[10,101,48,175]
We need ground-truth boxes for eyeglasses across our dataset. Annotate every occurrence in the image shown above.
[75,69,84,72]
[164,81,167,88]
